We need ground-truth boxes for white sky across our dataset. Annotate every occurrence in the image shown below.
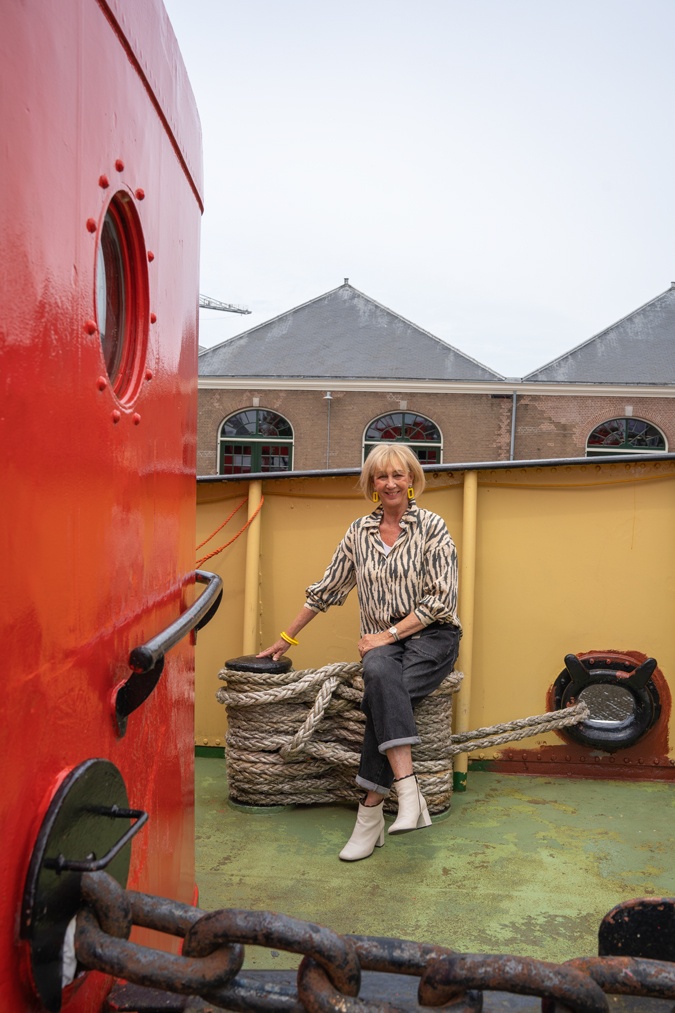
[163,0,675,378]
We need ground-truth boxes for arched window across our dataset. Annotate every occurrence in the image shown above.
[219,409,294,474]
[586,418,666,457]
[363,412,442,464]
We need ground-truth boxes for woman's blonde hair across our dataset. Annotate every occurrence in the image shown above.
[359,443,426,501]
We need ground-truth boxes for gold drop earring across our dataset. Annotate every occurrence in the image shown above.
[372,491,380,503]
[407,487,415,500]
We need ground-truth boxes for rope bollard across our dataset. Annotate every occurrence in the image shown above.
[216,657,590,814]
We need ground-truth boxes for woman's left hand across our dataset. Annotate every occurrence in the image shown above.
[358,632,389,657]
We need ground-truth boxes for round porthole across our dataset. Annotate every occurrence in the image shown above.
[95,192,148,404]
[551,652,662,752]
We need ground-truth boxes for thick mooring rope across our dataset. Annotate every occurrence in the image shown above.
[216,662,589,813]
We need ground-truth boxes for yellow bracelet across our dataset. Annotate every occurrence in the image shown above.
[280,631,299,646]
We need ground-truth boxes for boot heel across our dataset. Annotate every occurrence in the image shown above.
[417,809,432,829]
[375,829,385,847]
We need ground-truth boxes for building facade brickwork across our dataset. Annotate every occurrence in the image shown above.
[198,388,675,475]
[198,282,675,475]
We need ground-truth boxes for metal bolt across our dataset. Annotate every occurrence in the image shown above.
[111,410,121,424]
[84,320,97,335]
[132,413,141,426]
[86,218,97,233]
[150,312,157,323]
[115,159,125,171]
[99,175,109,189]
[96,376,107,391]
[147,250,155,262]
[135,188,145,200]
[144,369,153,381]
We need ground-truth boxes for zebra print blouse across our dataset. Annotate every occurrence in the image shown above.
[305,503,461,636]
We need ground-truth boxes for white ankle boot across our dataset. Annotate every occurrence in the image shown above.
[388,774,432,835]
[339,802,385,861]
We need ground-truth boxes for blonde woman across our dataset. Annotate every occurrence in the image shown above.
[258,443,461,861]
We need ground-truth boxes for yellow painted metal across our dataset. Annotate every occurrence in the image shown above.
[455,470,478,784]
[195,460,675,770]
[243,480,263,654]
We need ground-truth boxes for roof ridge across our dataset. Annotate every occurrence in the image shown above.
[343,283,506,379]
[523,286,674,380]
[198,282,350,357]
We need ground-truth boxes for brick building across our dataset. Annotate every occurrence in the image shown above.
[197,280,675,474]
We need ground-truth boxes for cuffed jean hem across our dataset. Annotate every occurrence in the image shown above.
[355,775,391,795]
[378,735,420,754]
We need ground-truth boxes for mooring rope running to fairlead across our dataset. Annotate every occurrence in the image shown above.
[216,661,590,811]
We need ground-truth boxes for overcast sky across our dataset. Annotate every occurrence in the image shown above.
[163,0,675,378]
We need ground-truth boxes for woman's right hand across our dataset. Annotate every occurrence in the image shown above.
[256,639,290,661]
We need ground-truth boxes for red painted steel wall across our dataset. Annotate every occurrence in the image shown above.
[0,1,203,1008]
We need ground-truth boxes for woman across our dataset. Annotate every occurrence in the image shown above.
[258,443,461,861]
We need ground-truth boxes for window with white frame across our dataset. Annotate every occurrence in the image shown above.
[586,418,666,456]
[363,412,442,464]
[219,409,294,474]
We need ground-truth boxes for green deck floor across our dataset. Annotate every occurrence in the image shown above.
[195,757,674,973]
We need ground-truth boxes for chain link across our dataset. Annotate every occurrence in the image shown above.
[74,872,675,1012]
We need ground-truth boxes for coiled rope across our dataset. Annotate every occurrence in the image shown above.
[217,661,590,813]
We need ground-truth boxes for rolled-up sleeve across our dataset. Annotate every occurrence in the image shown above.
[305,527,357,613]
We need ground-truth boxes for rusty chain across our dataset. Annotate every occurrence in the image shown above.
[74,872,675,1012]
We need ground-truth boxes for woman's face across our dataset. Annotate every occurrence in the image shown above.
[372,459,412,510]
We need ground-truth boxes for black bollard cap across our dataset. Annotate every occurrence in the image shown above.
[224,654,293,674]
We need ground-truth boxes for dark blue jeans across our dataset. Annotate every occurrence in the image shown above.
[355,623,462,794]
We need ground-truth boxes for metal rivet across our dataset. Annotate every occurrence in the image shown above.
[84,320,97,335]
[135,188,145,200]
[132,413,141,426]
[98,175,109,189]
[115,159,125,172]
[623,757,631,764]
[144,369,153,381]
[86,218,97,233]
[147,250,155,262]
[111,410,121,424]
[96,376,107,391]
[150,312,157,323]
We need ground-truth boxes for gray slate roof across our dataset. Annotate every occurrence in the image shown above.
[198,282,504,382]
[525,285,675,384]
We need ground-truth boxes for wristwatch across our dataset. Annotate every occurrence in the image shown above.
[387,626,400,641]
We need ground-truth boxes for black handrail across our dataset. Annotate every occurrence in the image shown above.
[113,570,223,736]
[128,570,222,673]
